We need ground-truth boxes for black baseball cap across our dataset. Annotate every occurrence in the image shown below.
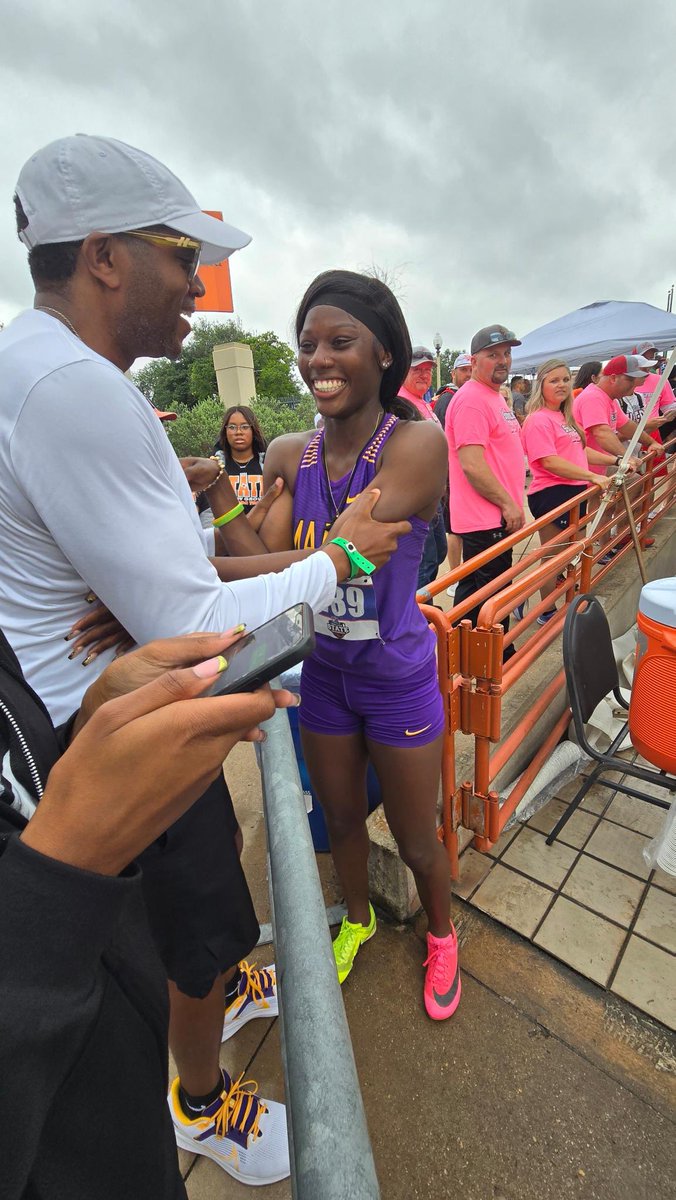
[471,325,521,354]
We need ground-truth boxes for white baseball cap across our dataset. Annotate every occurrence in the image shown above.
[15,134,252,265]
[453,353,471,369]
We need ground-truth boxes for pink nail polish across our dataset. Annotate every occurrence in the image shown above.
[193,655,228,678]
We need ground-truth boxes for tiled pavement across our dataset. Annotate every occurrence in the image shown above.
[453,766,676,1030]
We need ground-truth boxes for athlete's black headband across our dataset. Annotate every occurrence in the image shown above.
[303,292,391,352]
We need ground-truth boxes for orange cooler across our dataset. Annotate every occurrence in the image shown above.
[629,577,676,772]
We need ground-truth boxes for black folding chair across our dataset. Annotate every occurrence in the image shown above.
[546,594,676,847]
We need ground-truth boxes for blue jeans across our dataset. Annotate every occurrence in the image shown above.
[417,504,447,590]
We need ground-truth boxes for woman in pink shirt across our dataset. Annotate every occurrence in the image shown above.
[522,358,617,621]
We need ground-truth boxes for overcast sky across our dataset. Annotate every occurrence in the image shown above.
[1,0,675,357]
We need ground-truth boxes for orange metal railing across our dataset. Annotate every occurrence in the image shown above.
[417,442,675,876]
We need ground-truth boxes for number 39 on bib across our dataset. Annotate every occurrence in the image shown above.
[314,576,381,641]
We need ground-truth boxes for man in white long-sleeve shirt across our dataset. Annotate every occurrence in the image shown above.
[0,134,407,1188]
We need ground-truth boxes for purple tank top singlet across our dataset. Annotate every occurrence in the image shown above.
[292,413,436,678]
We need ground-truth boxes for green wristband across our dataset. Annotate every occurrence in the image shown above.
[212,502,244,528]
[329,537,376,580]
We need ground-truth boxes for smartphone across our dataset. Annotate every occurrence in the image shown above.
[203,603,315,697]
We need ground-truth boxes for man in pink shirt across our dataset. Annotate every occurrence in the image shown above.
[573,354,662,552]
[398,345,440,423]
[628,341,676,429]
[572,355,661,471]
[445,324,525,649]
[399,346,447,588]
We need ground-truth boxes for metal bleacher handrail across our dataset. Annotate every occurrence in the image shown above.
[258,697,380,1200]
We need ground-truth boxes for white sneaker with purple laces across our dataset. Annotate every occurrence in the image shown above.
[222,961,278,1043]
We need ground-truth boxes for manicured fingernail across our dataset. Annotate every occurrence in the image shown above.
[67,649,77,660]
[193,655,228,678]
[83,652,97,666]
[85,593,96,603]
[231,624,246,634]
[64,632,76,641]
[293,693,301,706]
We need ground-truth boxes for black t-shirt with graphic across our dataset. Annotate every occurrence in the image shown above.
[219,449,265,514]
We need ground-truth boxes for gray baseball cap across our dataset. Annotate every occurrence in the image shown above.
[470,324,521,354]
[15,134,252,265]
[410,345,436,366]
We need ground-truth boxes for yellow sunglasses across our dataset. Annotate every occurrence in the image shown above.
[124,230,201,280]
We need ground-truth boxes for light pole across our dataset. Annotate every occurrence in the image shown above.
[433,332,442,391]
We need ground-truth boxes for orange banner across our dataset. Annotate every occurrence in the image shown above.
[195,210,234,313]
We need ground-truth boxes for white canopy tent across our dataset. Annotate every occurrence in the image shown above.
[511,300,676,374]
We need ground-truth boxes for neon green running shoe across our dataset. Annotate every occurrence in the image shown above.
[333,904,377,984]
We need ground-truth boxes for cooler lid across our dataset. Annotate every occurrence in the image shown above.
[639,577,676,628]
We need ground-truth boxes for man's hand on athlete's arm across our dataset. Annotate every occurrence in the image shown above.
[326,488,411,575]
[234,433,412,579]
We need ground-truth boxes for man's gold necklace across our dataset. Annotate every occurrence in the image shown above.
[35,305,80,338]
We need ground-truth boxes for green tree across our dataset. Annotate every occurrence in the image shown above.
[251,393,316,442]
[133,319,303,409]
[165,398,225,458]
[438,349,464,387]
[134,357,192,412]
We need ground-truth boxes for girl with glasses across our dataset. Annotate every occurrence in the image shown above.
[215,406,268,514]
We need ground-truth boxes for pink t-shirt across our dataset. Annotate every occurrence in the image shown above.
[634,371,676,415]
[445,378,525,533]
[398,384,442,425]
[522,409,588,493]
[573,384,627,475]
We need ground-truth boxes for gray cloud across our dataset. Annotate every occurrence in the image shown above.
[1,0,675,356]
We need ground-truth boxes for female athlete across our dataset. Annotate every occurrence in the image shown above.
[258,270,461,1020]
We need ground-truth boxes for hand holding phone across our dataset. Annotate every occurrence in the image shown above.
[203,603,315,697]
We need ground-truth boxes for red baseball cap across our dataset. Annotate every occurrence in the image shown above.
[602,354,652,379]
[152,407,178,422]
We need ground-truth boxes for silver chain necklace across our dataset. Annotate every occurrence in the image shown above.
[35,305,80,339]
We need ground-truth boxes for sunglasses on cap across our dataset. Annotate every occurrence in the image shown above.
[124,230,201,281]
[487,329,517,345]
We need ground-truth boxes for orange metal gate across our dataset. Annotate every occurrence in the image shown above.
[418,442,675,876]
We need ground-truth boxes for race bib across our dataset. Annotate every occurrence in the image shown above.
[315,575,381,641]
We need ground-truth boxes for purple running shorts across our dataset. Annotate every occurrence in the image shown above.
[298,653,444,747]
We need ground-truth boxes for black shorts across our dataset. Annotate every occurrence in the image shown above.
[137,775,259,999]
[528,484,587,530]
